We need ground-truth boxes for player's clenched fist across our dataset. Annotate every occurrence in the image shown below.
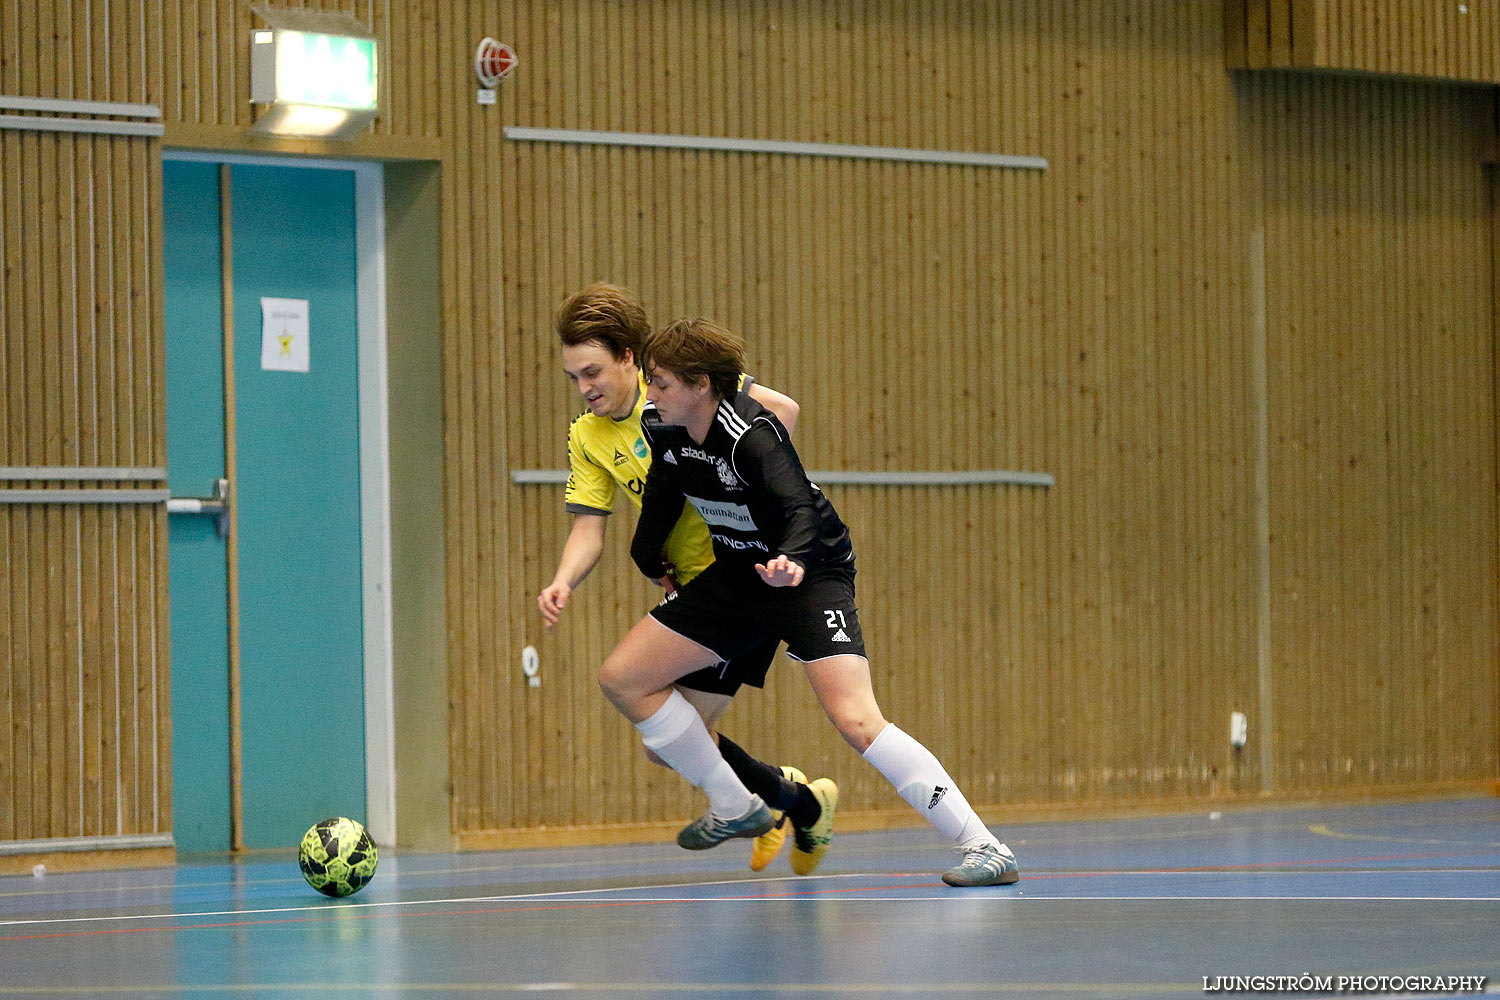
[538,580,571,626]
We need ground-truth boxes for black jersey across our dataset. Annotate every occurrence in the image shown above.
[631,390,853,583]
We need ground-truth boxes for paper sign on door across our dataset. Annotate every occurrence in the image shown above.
[261,297,310,372]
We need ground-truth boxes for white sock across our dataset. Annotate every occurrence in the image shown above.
[635,690,756,818]
[862,723,998,849]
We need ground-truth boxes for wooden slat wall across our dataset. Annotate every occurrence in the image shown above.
[0,506,169,841]
[0,0,169,841]
[1316,0,1500,82]
[1228,0,1500,82]
[472,0,1260,836]
[153,0,440,139]
[464,0,1497,837]
[1242,69,1499,791]
[3,1,1496,851]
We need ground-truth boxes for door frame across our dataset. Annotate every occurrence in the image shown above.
[161,150,396,844]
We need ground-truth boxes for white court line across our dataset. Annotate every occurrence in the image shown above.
[1040,868,1499,873]
[0,873,871,929]
[4,866,1492,904]
[472,895,1498,902]
[989,896,1500,902]
[1049,868,1500,876]
[4,877,1498,931]
[0,982,1194,995]
[5,893,1495,930]
[0,852,759,901]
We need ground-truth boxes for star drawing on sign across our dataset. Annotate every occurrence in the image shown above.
[279,329,294,357]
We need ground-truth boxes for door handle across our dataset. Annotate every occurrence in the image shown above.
[167,477,230,538]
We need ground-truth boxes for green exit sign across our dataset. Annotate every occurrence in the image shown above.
[250,26,380,139]
[277,31,377,109]
[252,29,378,111]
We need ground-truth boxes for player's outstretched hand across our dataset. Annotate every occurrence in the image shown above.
[538,581,571,627]
[755,554,805,588]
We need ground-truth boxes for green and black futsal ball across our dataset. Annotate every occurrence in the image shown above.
[298,817,378,897]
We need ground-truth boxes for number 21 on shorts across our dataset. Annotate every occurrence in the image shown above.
[825,609,847,629]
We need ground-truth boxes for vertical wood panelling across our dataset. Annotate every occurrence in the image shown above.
[458,0,1492,836]
[1,0,168,844]
[150,0,441,138]
[1314,0,1500,82]
[462,0,1272,832]
[1250,71,1498,791]
[0,506,170,839]
[2,1,1496,853]
[1227,0,1500,82]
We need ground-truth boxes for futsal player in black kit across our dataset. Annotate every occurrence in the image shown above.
[597,316,1018,887]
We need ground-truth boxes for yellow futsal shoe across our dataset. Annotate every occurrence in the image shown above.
[750,766,807,872]
[790,777,838,876]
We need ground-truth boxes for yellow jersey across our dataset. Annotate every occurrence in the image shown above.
[564,370,754,584]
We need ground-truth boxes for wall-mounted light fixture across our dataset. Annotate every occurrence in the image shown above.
[249,6,379,141]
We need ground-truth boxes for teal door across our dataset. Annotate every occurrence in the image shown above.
[163,161,232,853]
[164,160,368,852]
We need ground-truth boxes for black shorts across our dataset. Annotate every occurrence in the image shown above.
[674,637,779,696]
[650,561,866,666]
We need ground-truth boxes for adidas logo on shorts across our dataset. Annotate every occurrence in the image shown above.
[831,628,851,643]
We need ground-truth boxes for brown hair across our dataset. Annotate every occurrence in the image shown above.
[554,282,650,363]
[642,317,745,400]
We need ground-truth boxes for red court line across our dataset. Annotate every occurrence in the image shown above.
[716,880,944,899]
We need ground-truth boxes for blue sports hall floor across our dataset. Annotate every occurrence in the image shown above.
[1,797,1496,998]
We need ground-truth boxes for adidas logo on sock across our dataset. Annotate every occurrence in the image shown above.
[831,628,851,642]
[928,786,948,810]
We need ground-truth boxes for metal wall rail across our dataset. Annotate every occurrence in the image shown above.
[0,489,170,503]
[0,466,166,481]
[0,95,164,137]
[511,469,1055,487]
[0,467,169,504]
[504,125,1049,171]
[0,833,174,856]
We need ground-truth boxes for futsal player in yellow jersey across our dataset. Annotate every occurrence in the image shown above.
[557,366,722,585]
[537,282,836,873]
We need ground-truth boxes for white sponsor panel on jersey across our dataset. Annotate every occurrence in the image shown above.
[687,494,758,531]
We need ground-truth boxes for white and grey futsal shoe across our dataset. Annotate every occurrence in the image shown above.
[941,842,1020,887]
[677,798,775,850]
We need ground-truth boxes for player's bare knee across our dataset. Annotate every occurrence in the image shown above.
[596,655,636,705]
